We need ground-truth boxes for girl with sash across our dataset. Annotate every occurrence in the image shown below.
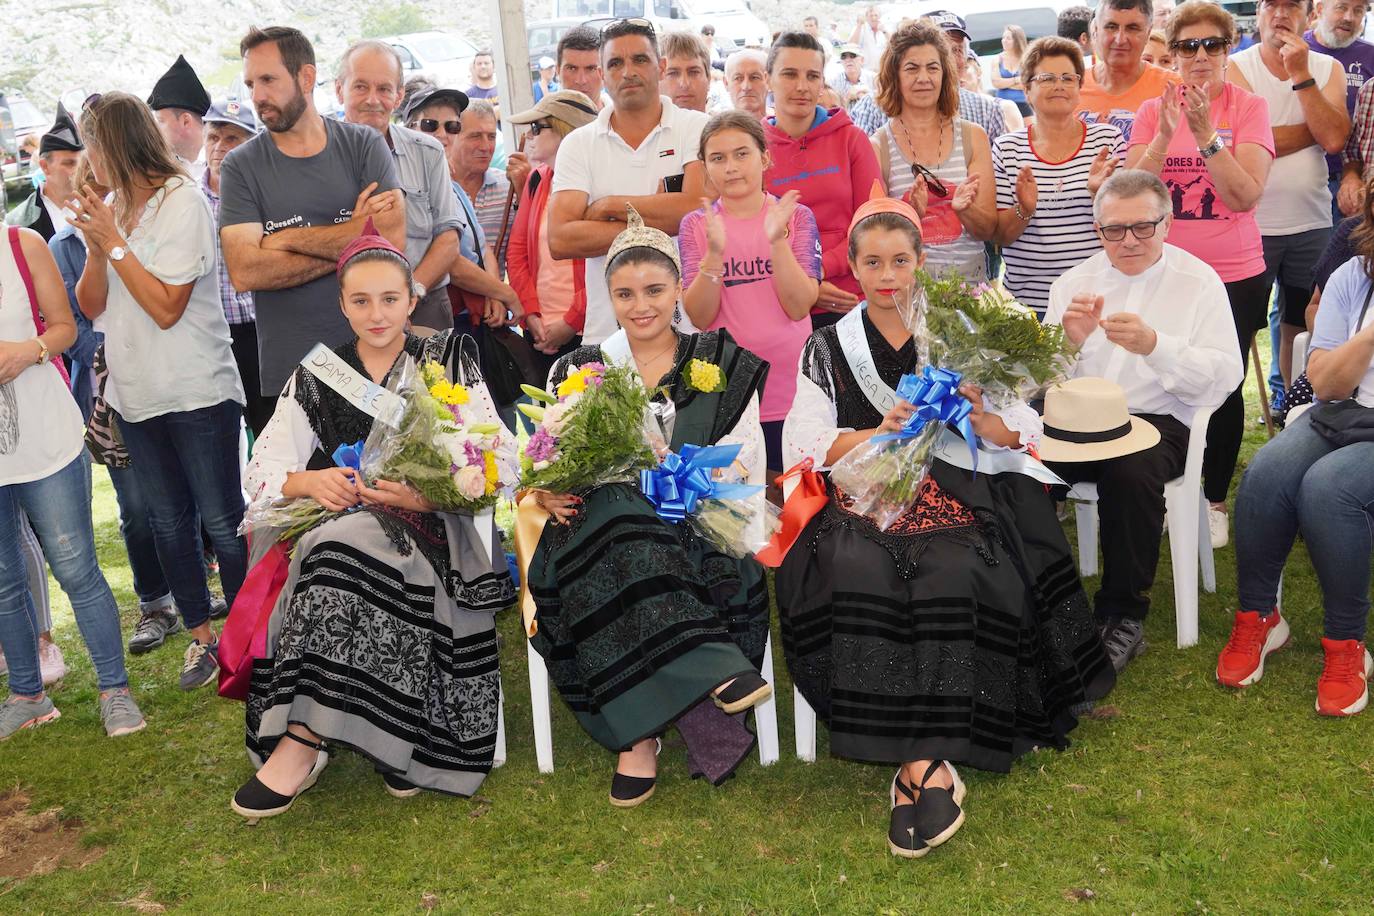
[522,208,773,808]
[231,225,515,821]
[777,194,1114,858]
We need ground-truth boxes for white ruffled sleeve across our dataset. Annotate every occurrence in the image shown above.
[243,376,318,503]
[716,394,766,485]
[783,371,853,471]
[984,400,1042,452]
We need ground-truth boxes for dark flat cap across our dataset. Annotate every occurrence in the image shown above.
[400,85,469,124]
[38,102,82,154]
[147,54,211,115]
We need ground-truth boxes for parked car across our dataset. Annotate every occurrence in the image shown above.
[527,17,586,73]
[0,91,43,203]
[683,0,770,51]
[381,31,481,92]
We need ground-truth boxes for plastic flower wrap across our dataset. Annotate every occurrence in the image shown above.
[829,273,1075,531]
[639,443,781,559]
[361,358,510,511]
[238,440,366,544]
[518,362,658,494]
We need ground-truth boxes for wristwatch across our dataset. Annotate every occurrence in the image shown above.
[1198,133,1225,159]
[109,245,127,261]
[413,281,427,299]
[33,337,49,365]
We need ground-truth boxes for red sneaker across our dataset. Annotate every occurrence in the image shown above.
[1216,610,1289,688]
[1316,638,1374,716]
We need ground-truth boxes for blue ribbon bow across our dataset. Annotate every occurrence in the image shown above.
[639,443,762,523]
[872,367,980,473]
[332,440,365,471]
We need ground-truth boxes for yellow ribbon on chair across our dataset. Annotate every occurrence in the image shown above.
[513,491,551,638]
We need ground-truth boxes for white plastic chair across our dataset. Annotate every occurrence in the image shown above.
[524,600,781,774]
[473,507,507,768]
[1289,332,1313,423]
[1069,405,1217,649]
[778,475,820,761]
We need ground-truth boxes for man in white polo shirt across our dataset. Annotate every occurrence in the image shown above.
[547,18,709,345]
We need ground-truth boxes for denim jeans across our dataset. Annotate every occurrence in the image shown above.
[20,513,52,632]
[118,401,247,631]
[0,452,128,696]
[1235,410,1374,639]
[107,462,173,609]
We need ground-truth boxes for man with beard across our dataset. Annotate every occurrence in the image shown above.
[1310,0,1374,217]
[148,55,212,178]
[726,48,769,120]
[661,31,712,112]
[547,18,708,345]
[219,25,404,405]
[337,40,462,332]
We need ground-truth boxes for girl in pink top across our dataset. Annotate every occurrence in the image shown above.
[680,111,822,471]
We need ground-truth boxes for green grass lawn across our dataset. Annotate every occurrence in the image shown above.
[3,382,1373,914]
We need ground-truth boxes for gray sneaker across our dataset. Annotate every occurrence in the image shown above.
[179,640,220,691]
[209,596,230,620]
[1101,618,1148,673]
[100,688,147,737]
[128,608,183,655]
[0,694,60,740]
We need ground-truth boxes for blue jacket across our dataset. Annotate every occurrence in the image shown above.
[49,225,98,422]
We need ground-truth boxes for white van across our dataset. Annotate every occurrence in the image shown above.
[683,0,771,51]
[550,0,768,52]
[380,31,481,91]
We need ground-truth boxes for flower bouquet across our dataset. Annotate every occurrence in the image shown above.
[639,443,780,559]
[518,362,659,494]
[828,273,1074,530]
[239,356,511,548]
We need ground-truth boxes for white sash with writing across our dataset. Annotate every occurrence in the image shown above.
[301,343,406,429]
[835,307,1062,485]
[599,329,633,372]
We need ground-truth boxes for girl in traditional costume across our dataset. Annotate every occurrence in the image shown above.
[522,209,773,807]
[777,194,1114,858]
[231,225,515,821]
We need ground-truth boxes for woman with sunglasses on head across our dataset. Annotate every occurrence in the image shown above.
[993,37,1124,318]
[506,91,600,377]
[872,22,997,285]
[1124,0,1273,549]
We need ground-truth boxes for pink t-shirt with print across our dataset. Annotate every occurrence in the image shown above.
[679,198,822,422]
[1130,83,1274,283]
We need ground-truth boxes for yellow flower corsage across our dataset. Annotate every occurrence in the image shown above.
[685,358,725,393]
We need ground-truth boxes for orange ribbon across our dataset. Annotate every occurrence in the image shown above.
[755,459,829,568]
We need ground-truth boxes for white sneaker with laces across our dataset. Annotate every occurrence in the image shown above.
[1208,506,1229,549]
[39,639,67,686]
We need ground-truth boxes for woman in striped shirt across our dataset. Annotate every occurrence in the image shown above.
[993,37,1124,316]
[872,22,997,284]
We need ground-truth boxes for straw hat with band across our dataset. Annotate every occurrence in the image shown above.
[508,90,599,131]
[1037,377,1160,463]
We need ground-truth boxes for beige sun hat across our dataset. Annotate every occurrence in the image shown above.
[1037,377,1161,463]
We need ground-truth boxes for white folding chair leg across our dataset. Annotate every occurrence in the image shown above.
[793,687,817,762]
[1164,481,1199,649]
[1074,500,1099,578]
[527,639,555,773]
[493,691,507,768]
[474,506,495,558]
[1198,486,1216,594]
[755,633,780,766]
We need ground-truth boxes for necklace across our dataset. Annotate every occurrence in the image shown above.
[894,115,950,169]
[631,336,678,383]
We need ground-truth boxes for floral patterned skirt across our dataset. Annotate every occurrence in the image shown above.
[246,510,513,796]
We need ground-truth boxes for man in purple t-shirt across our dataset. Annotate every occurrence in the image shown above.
[1306,0,1374,216]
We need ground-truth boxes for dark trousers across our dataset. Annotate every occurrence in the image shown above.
[118,401,247,631]
[107,461,172,606]
[1202,271,1271,504]
[1048,413,1189,621]
[229,321,273,438]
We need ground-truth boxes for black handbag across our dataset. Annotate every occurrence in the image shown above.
[1308,284,1374,446]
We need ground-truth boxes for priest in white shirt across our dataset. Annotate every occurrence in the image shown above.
[1044,169,1243,673]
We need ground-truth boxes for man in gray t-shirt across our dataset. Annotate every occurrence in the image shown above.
[220,26,404,398]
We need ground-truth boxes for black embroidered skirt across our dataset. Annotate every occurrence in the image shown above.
[528,483,769,755]
[776,471,1114,773]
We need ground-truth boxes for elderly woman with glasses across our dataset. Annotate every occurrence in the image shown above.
[992,37,1124,317]
[1124,0,1274,547]
[872,22,997,284]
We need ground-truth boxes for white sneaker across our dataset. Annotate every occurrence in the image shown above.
[1208,506,1229,550]
[39,639,67,686]
[0,646,7,677]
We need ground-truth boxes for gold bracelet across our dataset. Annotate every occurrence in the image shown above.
[1144,145,1165,163]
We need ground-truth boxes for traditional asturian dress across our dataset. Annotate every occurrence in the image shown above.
[527,328,771,782]
[778,306,1115,772]
[242,330,515,795]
